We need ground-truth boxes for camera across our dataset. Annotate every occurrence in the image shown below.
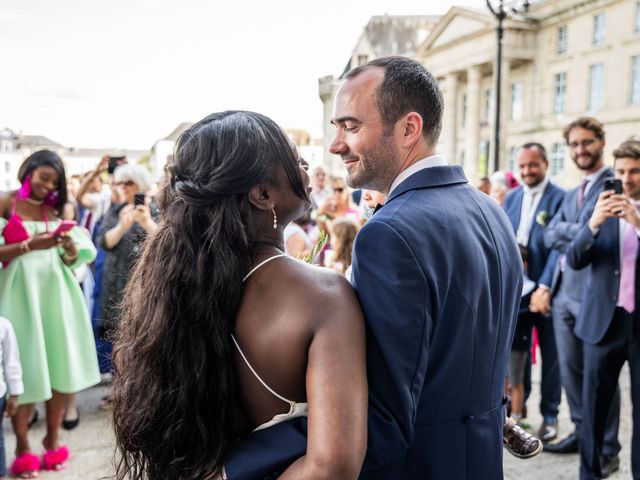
[107,156,126,175]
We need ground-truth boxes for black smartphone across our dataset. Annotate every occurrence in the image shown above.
[107,156,126,174]
[603,178,622,194]
[134,193,146,206]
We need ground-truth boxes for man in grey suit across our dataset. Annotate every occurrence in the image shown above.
[540,118,621,470]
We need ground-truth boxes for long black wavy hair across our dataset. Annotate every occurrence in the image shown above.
[112,111,307,479]
[17,149,68,213]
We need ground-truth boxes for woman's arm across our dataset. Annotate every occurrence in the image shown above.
[279,276,367,480]
[102,205,134,250]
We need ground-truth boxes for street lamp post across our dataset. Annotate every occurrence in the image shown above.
[486,0,530,174]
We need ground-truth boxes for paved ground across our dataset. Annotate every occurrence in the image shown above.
[2,362,632,479]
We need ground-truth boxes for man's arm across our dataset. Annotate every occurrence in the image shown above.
[351,219,431,470]
[543,193,581,252]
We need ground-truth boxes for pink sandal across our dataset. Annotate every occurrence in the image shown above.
[42,445,69,471]
[10,452,40,478]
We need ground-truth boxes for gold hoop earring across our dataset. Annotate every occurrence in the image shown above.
[271,208,278,230]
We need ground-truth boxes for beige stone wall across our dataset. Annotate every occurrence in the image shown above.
[422,0,640,189]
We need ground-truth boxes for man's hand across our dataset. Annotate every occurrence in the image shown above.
[588,190,618,231]
[529,287,551,314]
[609,193,640,228]
[5,395,18,417]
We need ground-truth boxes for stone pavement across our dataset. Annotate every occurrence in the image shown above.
[0,362,632,479]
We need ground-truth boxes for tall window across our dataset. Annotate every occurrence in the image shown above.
[636,1,640,33]
[508,147,517,173]
[589,63,604,111]
[554,72,567,115]
[3,161,9,173]
[461,93,467,128]
[632,56,640,104]
[511,82,522,121]
[557,26,567,54]
[593,13,605,46]
[550,143,565,177]
[459,150,465,168]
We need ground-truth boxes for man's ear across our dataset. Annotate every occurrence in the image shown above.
[248,184,274,211]
[400,112,424,149]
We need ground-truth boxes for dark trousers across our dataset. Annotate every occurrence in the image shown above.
[0,397,6,476]
[552,295,620,455]
[580,308,640,479]
[523,311,561,419]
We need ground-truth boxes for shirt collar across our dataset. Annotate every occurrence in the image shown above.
[388,155,448,197]
[522,176,549,194]
[583,164,608,183]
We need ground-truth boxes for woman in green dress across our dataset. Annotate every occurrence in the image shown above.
[0,150,100,478]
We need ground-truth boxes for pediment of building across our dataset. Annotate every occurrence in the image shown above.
[419,7,494,54]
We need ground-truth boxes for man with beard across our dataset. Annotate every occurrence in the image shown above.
[541,118,621,474]
[503,144,564,441]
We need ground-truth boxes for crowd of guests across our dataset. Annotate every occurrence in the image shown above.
[0,151,157,478]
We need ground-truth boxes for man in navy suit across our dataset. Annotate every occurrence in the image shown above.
[543,118,621,462]
[566,139,640,479]
[224,56,522,479]
[502,144,564,441]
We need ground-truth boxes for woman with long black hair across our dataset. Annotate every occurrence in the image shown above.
[112,111,367,480]
[0,150,100,478]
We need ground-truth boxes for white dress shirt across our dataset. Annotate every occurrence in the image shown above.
[0,316,23,398]
[387,155,448,197]
[582,164,610,198]
[516,177,549,247]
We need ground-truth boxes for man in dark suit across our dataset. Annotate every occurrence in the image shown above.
[542,118,621,463]
[223,56,522,479]
[566,139,640,479]
[503,143,564,441]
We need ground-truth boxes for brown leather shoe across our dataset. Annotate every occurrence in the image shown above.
[503,416,543,459]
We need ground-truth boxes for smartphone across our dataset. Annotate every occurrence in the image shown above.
[52,220,77,237]
[603,178,622,194]
[107,156,126,174]
[134,193,146,206]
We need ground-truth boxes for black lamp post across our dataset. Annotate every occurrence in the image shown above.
[485,0,530,174]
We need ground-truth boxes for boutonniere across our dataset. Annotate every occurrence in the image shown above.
[303,230,329,265]
[536,210,549,227]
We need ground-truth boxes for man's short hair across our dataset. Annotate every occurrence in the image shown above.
[345,56,444,146]
[520,142,548,162]
[563,117,606,143]
[613,139,640,161]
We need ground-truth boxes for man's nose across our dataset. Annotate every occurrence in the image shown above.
[329,134,346,155]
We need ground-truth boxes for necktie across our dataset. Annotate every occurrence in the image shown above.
[577,179,589,210]
[619,221,639,313]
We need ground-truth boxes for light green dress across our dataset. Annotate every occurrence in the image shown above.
[0,219,101,404]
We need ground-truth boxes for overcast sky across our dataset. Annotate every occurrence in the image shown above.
[0,0,486,150]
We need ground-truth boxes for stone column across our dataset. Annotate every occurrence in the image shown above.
[442,72,458,165]
[464,65,482,182]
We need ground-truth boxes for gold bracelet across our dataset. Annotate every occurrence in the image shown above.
[18,240,30,254]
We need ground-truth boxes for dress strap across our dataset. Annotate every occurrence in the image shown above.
[231,334,294,408]
[242,253,287,282]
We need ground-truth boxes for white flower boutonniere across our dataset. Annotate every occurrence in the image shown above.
[536,210,549,227]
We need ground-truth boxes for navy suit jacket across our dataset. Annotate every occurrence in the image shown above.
[503,182,565,289]
[543,168,614,298]
[566,217,640,344]
[224,166,522,479]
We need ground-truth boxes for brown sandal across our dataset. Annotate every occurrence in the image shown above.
[503,416,543,459]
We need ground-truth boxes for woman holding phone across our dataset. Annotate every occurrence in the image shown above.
[96,163,157,370]
[0,150,100,478]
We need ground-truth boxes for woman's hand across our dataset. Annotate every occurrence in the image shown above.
[117,205,136,231]
[60,233,78,265]
[29,233,60,251]
[133,205,157,233]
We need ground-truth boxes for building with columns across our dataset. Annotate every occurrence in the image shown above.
[422,0,640,187]
[319,0,640,188]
